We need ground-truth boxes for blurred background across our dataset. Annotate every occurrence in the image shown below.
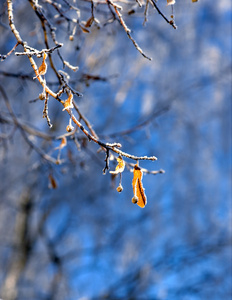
[0,0,231,299]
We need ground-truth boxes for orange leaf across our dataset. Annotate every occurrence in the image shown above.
[38,52,47,75]
[132,164,147,208]
[60,136,67,149]
[55,136,67,150]
[110,156,125,174]
[63,92,74,111]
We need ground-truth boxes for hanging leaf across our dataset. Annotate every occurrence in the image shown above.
[59,136,67,149]
[79,24,90,33]
[38,52,47,75]
[85,16,94,28]
[48,174,57,189]
[167,0,175,5]
[55,136,67,150]
[33,52,47,79]
[110,156,125,174]
[63,92,74,111]
[132,164,147,208]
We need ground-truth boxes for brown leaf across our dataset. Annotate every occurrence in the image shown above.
[80,24,90,33]
[167,0,175,5]
[85,16,94,28]
[38,53,47,75]
[110,156,125,174]
[48,174,57,189]
[132,164,147,208]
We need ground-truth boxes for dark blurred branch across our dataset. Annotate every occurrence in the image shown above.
[1,190,33,300]
[0,84,57,164]
[100,105,170,139]
[98,238,231,299]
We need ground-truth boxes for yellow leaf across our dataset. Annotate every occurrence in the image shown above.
[63,92,74,111]
[192,0,199,2]
[132,164,147,208]
[110,156,125,174]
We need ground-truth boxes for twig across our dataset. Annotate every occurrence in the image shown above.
[59,72,83,97]
[107,0,152,60]
[68,109,158,162]
[143,0,150,26]
[150,0,177,29]
[0,84,57,164]
[15,44,63,57]
[0,41,20,61]
[103,148,110,174]
[7,0,158,166]
[43,93,53,128]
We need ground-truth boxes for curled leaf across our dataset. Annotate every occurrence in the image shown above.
[80,24,90,33]
[85,16,94,28]
[132,164,147,208]
[167,0,175,5]
[38,52,47,75]
[33,53,47,79]
[110,156,125,174]
[55,136,67,150]
[63,92,74,111]
[60,136,67,149]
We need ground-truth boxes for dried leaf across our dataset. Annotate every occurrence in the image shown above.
[85,16,94,28]
[132,164,147,208]
[48,174,57,189]
[192,0,199,2]
[80,24,90,33]
[63,92,74,111]
[167,0,175,5]
[59,136,67,149]
[38,52,47,75]
[55,136,67,150]
[110,156,125,174]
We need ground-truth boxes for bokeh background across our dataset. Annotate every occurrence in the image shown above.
[0,0,231,299]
